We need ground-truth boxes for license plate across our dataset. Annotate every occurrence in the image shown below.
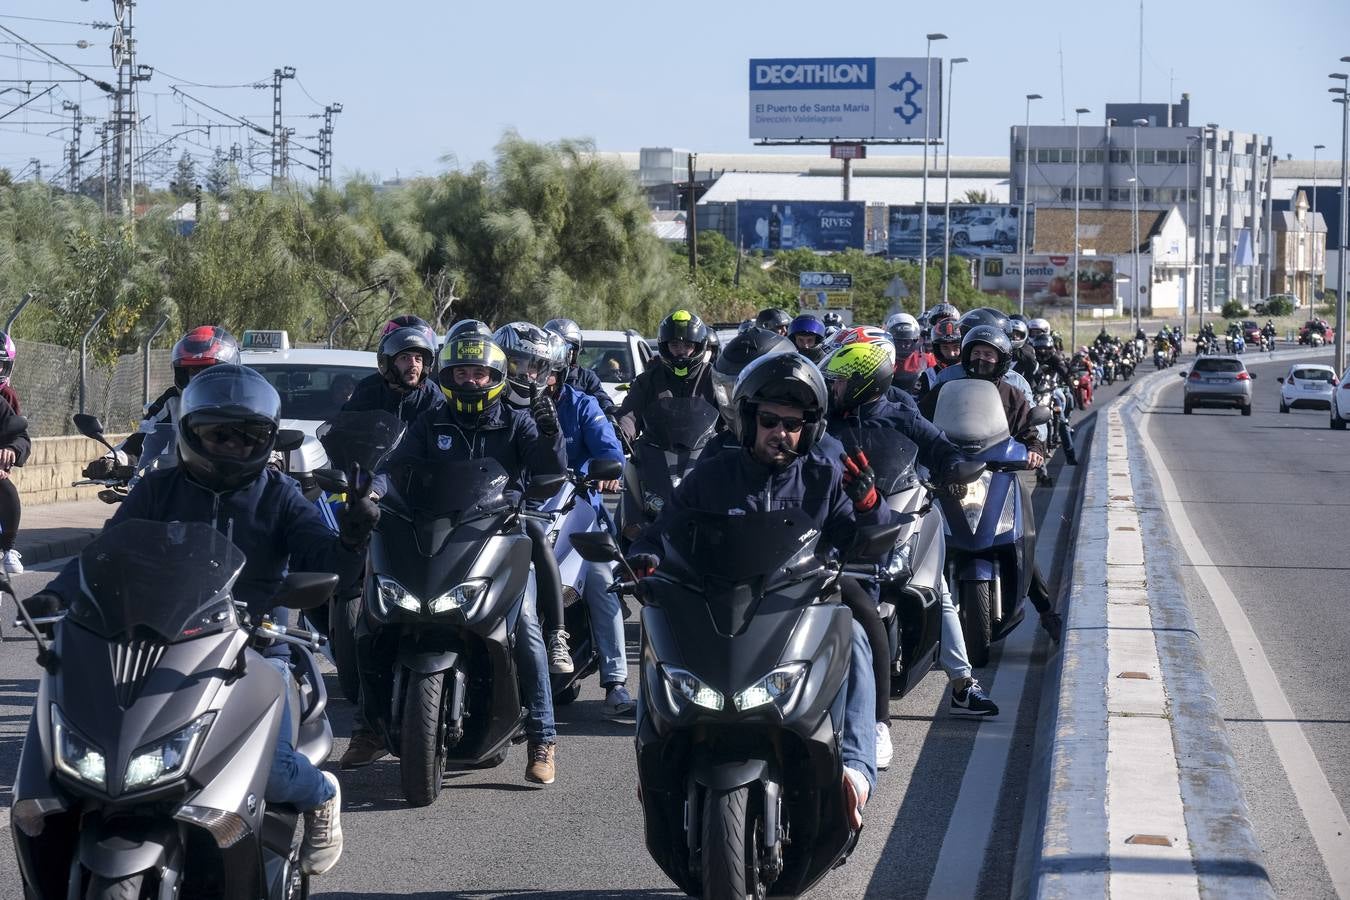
[1303,384,1322,391]
[1206,378,1228,384]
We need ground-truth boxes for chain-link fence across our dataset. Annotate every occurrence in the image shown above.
[10,339,173,437]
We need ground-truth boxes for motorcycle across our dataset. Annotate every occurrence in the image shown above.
[1070,365,1093,409]
[571,514,902,899]
[360,457,566,806]
[1101,354,1117,385]
[617,397,720,547]
[1225,333,1246,354]
[931,380,1049,667]
[536,457,624,705]
[9,518,338,899]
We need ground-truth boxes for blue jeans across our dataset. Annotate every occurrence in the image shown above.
[938,577,973,683]
[264,658,334,812]
[514,591,558,744]
[582,560,628,685]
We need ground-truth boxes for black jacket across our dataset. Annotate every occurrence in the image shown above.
[46,467,363,615]
[918,377,1046,456]
[343,373,444,425]
[827,394,964,479]
[0,394,31,468]
[615,360,716,443]
[565,365,616,416]
[1011,345,1039,382]
[377,401,566,502]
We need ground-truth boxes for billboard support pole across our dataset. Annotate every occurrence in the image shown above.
[942,57,969,306]
[842,157,851,201]
[918,35,947,316]
[1018,94,1042,315]
[687,153,698,276]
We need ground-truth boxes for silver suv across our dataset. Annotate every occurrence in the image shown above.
[1181,356,1255,415]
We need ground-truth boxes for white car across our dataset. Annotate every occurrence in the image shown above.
[578,329,650,405]
[949,215,1013,248]
[1331,365,1350,430]
[1277,363,1337,413]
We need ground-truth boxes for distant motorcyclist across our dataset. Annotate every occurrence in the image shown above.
[614,309,716,445]
[544,317,618,418]
[755,307,793,336]
[343,323,444,424]
[788,313,828,362]
[1008,315,1039,381]
[915,318,964,395]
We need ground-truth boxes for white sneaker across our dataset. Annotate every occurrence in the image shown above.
[2,549,22,575]
[547,629,574,675]
[875,721,894,771]
[843,766,870,831]
[301,771,343,875]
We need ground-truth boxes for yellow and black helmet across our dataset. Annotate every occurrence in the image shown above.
[821,341,894,413]
[437,336,508,414]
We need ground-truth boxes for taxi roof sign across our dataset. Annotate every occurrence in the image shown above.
[241,330,290,351]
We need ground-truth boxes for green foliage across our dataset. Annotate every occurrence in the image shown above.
[1261,295,1294,317]
[171,152,197,200]
[1221,299,1248,319]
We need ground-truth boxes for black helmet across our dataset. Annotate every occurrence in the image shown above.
[821,341,895,413]
[960,325,1012,381]
[377,326,436,387]
[436,336,508,414]
[711,327,795,427]
[1030,333,1055,354]
[755,307,792,334]
[822,311,844,328]
[958,307,1011,338]
[544,317,583,365]
[731,352,827,458]
[447,319,493,342]
[927,303,960,328]
[492,322,555,408]
[177,364,280,493]
[657,310,709,374]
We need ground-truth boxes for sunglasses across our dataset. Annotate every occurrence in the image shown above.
[756,411,805,433]
[191,422,272,450]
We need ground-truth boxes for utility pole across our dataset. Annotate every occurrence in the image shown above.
[62,101,83,192]
[687,153,698,276]
[319,102,342,187]
[108,0,151,218]
[270,66,296,189]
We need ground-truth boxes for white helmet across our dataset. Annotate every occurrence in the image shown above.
[1027,317,1051,336]
[883,312,916,332]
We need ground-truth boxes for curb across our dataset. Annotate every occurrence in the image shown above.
[1024,350,1316,897]
[16,530,103,568]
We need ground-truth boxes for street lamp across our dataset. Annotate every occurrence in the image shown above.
[940,56,968,307]
[1185,133,1203,342]
[918,32,947,315]
[1206,122,1220,320]
[1330,63,1350,374]
[1314,142,1326,302]
[1072,106,1090,351]
[1018,93,1042,314]
[1131,118,1148,333]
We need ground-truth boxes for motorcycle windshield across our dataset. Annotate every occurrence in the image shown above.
[66,519,245,643]
[640,398,719,452]
[662,507,822,586]
[317,409,405,473]
[931,379,1012,454]
[386,458,511,524]
[850,428,919,495]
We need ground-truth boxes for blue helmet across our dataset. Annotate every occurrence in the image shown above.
[787,314,826,341]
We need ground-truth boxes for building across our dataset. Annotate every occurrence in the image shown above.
[1009,99,1275,311]
[1270,190,1326,302]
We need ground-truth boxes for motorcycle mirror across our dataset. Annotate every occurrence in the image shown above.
[275,429,305,454]
[1178,371,1188,378]
[525,472,568,501]
[948,460,986,484]
[1277,376,1284,383]
[586,458,623,482]
[570,531,623,564]
[73,413,116,452]
[312,467,349,495]
[272,572,339,611]
[1026,405,1052,427]
[848,523,905,561]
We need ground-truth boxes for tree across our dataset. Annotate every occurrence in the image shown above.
[170,151,197,200]
[205,149,232,199]
[963,188,991,204]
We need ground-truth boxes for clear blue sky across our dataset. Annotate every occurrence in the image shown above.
[2,0,1348,186]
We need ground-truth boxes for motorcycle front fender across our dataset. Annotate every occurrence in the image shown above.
[957,557,997,582]
[78,816,177,881]
[395,645,461,676]
[689,758,769,792]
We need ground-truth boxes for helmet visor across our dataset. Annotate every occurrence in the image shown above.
[186,419,276,458]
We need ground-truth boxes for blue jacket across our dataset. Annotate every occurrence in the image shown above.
[566,365,616,416]
[827,394,964,479]
[630,445,894,561]
[343,373,444,425]
[556,384,623,473]
[377,400,566,502]
[46,467,364,615]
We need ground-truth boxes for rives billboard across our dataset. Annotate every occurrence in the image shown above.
[737,200,866,252]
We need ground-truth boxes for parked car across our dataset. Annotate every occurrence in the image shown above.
[578,328,650,405]
[1254,292,1300,314]
[1278,364,1337,413]
[1181,356,1255,415]
[1330,364,1350,430]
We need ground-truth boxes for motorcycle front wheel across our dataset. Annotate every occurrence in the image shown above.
[959,580,994,668]
[400,670,448,807]
[85,873,144,900]
[701,786,768,900]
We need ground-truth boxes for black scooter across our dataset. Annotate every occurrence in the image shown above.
[360,458,565,807]
[574,515,900,899]
[617,397,719,547]
[9,519,337,899]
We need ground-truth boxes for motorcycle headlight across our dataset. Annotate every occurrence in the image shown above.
[957,472,992,532]
[661,665,724,712]
[732,663,809,713]
[428,578,490,615]
[124,712,215,791]
[995,486,1017,535]
[376,575,421,614]
[51,705,106,790]
[883,534,916,579]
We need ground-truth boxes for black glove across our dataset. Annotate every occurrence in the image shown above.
[82,458,113,479]
[337,463,380,549]
[622,553,659,580]
[22,591,64,620]
[530,385,560,438]
[840,449,879,513]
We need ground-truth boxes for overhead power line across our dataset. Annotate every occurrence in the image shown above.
[0,23,114,93]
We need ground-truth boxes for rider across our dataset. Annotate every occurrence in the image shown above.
[544,317,618,418]
[0,333,27,575]
[1008,315,1039,381]
[627,352,889,829]
[787,313,828,362]
[709,327,797,438]
[82,326,241,476]
[888,314,931,395]
[918,328,1064,642]
[915,318,964,395]
[29,365,378,876]
[344,322,443,423]
[374,333,566,785]
[614,309,716,445]
[821,342,999,724]
[822,311,845,341]
[755,307,793,337]
[1031,334,1079,465]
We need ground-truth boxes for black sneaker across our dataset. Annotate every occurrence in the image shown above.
[950,680,999,717]
[1040,610,1064,644]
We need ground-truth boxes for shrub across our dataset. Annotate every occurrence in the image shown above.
[1261,295,1294,317]
[1220,299,1248,319]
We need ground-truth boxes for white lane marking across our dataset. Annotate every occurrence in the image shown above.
[1139,382,1350,897]
[1104,406,1198,899]
[924,474,1071,900]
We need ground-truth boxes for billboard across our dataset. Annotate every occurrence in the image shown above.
[977,255,1117,306]
[887,204,1028,258]
[737,200,865,253]
[748,57,941,142]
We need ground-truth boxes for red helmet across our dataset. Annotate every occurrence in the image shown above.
[172,326,241,389]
